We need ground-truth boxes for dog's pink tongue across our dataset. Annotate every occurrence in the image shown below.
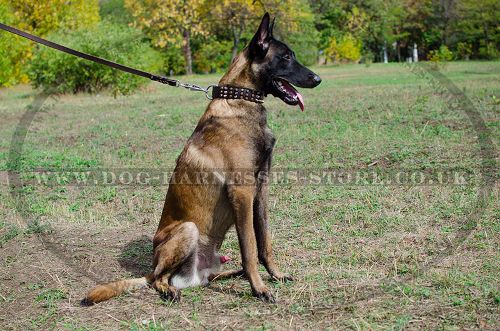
[220,255,231,264]
[297,91,304,111]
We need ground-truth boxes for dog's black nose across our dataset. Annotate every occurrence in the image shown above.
[310,74,322,85]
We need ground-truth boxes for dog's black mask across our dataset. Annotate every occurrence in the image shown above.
[248,13,322,111]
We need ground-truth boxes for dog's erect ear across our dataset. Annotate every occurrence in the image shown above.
[249,13,272,58]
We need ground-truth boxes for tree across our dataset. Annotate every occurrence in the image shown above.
[125,0,206,74]
[200,0,318,65]
[454,0,499,59]
[201,0,259,60]
[310,0,371,61]
[0,0,99,86]
[8,0,100,36]
[261,0,319,65]
[99,0,134,25]
[0,1,28,86]
[325,34,362,63]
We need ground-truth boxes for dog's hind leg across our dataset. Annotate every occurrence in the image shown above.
[208,269,245,282]
[152,221,199,302]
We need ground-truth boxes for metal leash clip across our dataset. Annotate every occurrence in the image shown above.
[176,81,215,100]
[177,81,206,92]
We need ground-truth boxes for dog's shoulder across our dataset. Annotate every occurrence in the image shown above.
[178,100,273,169]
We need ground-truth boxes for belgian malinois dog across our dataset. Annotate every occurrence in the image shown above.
[82,13,321,305]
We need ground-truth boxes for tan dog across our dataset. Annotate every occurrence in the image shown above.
[82,12,321,305]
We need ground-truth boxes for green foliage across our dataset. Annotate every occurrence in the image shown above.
[325,34,362,63]
[8,0,100,36]
[162,44,186,75]
[456,42,473,60]
[283,19,319,66]
[124,0,206,74]
[193,38,232,74]
[478,42,498,60]
[100,0,133,24]
[3,0,500,89]
[313,4,346,51]
[273,0,319,66]
[28,21,163,95]
[455,0,499,60]
[312,0,499,62]
[0,0,100,87]
[0,2,30,86]
[429,45,454,62]
[35,288,67,308]
[0,222,21,248]
[199,0,260,60]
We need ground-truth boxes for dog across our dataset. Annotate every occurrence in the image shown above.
[82,12,321,305]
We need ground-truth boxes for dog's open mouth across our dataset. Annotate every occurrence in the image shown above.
[271,77,305,111]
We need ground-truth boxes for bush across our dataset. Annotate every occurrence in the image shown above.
[99,0,133,24]
[193,39,232,74]
[0,2,31,86]
[479,42,498,60]
[429,45,454,62]
[163,45,186,75]
[325,34,362,63]
[361,51,374,66]
[456,42,472,60]
[29,21,163,95]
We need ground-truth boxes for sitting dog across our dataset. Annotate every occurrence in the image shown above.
[82,12,321,305]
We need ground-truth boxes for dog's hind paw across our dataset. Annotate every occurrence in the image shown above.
[159,286,181,303]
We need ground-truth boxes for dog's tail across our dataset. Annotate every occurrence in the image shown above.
[81,273,154,306]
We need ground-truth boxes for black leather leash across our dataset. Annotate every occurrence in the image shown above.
[0,22,265,103]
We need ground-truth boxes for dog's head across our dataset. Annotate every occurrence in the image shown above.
[248,13,321,111]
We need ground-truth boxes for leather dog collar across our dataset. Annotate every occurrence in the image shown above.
[211,85,265,103]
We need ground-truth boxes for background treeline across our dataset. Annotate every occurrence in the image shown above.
[0,0,498,93]
[316,0,499,64]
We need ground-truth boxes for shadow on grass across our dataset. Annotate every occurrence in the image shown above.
[118,235,153,277]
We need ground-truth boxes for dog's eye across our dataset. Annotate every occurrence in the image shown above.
[282,54,291,61]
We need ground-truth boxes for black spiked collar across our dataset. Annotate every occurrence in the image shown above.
[211,85,265,103]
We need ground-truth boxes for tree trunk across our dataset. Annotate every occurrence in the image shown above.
[396,41,401,62]
[231,27,240,61]
[182,29,193,75]
[383,41,388,63]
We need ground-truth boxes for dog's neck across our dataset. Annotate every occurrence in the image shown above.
[219,49,264,92]
[213,49,268,118]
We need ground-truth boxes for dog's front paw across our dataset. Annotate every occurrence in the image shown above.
[253,287,276,303]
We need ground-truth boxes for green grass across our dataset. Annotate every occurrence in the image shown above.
[0,61,498,330]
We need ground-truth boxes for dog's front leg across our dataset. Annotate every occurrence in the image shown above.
[229,185,275,303]
[254,156,293,282]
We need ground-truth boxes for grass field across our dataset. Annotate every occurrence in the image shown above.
[0,61,498,330]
